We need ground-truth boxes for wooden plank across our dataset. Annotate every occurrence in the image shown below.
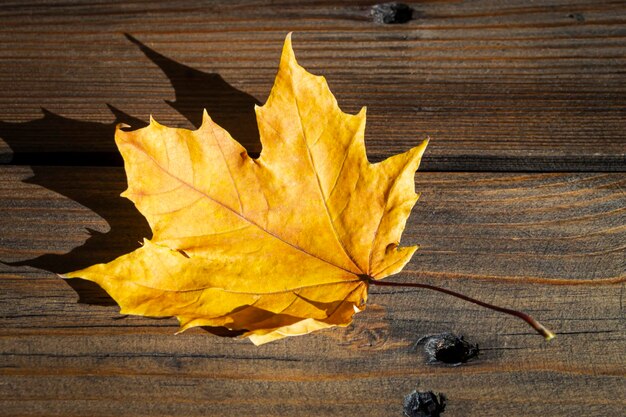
[1,166,624,416]
[1,166,625,280]
[1,0,625,170]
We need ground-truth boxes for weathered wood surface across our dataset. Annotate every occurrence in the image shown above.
[1,0,625,170]
[1,0,625,416]
[1,167,625,416]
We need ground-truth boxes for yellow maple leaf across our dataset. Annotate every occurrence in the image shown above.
[65,34,427,344]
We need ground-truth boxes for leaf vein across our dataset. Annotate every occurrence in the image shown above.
[125,140,355,276]
[289,73,363,274]
[207,122,244,214]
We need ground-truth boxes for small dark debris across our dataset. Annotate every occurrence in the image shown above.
[567,13,585,22]
[403,390,446,417]
[414,332,479,365]
[371,3,413,24]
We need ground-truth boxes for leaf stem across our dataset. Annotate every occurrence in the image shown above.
[368,278,555,340]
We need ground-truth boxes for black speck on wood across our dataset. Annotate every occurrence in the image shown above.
[403,390,446,417]
[371,3,413,24]
[567,12,585,22]
[415,333,479,365]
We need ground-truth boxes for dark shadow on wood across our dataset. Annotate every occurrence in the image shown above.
[124,33,261,153]
[2,106,150,274]
[66,278,117,306]
[201,326,247,338]
[1,106,134,166]
[0,34,262,308]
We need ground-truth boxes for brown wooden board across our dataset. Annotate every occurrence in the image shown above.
[1,0,625,416]
[1,0,625,171]
[1,166,624,416]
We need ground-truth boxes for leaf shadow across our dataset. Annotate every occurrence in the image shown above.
[66,278,119,307]
[124,34,261,152]
[1,34,262,306]
[2,107,150,285]
[199,304,305,339]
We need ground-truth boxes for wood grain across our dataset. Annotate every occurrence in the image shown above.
[1,1,625,415]
[1,166,624,416]
[0,0,625,170]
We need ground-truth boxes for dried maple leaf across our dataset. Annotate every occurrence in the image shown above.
[65,34,554,344]
[65,34,426,344]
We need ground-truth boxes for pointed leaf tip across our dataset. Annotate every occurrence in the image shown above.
[280,32,297,68]
[201,109,211,124]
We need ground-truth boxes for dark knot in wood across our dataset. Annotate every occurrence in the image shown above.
[371,3,414,24]
[414,332,479,365]
[403,390,447,417]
